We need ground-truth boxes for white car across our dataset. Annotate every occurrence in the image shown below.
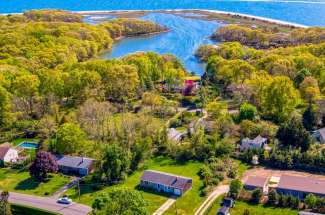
[57,197,72,204]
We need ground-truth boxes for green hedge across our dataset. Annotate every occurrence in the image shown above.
[11,204,59,215]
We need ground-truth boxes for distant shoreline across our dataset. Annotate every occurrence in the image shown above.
[1,9,308,28]
[77,9,308,28]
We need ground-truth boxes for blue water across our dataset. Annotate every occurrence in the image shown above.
[103,13,221,75]
[18,142,39,149]
[0,0,325,26]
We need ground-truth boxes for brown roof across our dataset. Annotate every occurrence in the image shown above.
[141,170,192,190]
[278,175,325,195]
[244,176,268,188]
[0,143,11,160]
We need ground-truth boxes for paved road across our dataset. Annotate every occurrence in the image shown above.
[194,185,229,215]
[152,196,177,215]
[9,192,92,215]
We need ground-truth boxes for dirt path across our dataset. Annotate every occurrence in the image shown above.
[194,185,229,215]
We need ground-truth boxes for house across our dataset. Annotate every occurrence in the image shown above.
[167,128,186,142]
[55,155,94,176]
[0,143,19,163]
[240,135,268,151]
[244,176,269,194]
[276,175,325,199]
[312,127,325,144]
[299,212,323,215]
[140,170,192,196]
[182,78,200,96]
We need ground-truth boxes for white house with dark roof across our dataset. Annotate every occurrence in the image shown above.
[140,170,192,196]
[0,143,18,163]
[312,127,325,144]
[55,155,94,176]
[240,135,268,151]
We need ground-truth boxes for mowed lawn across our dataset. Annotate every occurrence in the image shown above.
[206,196,298,215]
[0,168,71,196]
[65,157,204,214]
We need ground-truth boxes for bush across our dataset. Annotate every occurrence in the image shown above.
[267,189,278,206]
[229,179,243,199]
[251,188,263,204]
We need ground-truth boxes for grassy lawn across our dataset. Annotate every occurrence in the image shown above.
[65,157,204,214]
[206,196,298,215]
[11,137,39,146]
[11,204,59,215]
[0,168,71,196]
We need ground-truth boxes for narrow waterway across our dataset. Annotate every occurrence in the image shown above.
[101,13,221,75]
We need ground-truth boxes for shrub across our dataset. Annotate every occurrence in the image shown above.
[251,188,263,204]
[229,179,243,199]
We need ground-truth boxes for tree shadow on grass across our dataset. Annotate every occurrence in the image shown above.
[15,177,41,191]
[135,185,173,198]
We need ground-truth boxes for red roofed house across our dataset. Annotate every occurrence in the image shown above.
[0,143,19,163]
[140,170,192,196]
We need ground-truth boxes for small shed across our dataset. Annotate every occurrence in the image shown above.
[312,127,325,144]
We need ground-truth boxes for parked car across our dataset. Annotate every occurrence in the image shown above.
[57,196,72,204]
[216,206,230,215]
[221,197,235,208]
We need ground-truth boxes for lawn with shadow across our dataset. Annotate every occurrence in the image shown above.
[0,168,71,196]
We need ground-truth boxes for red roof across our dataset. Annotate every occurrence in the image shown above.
[0,144,11,160]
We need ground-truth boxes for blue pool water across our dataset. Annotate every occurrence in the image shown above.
[18,142,39,149]
[103,13,221,75]
[0,0,325,26]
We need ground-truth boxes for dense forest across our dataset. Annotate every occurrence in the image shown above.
[212,24,325,49]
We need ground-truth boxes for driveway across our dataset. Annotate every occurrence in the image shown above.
[152,196,177,215]
[52,177,80,199]
[8,192,92,215]
[194,185,229,215]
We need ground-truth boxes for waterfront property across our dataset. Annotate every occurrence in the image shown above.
[312,127,325,144]
[276,175,325,199]
[140,170,192,196]
[244,176,269,194]
[0,143,19,163]
[240,135,268,151]
[55,155,94,176]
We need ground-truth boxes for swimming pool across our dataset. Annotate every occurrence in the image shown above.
[17,142,39,149]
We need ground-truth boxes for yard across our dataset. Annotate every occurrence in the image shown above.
[206,196,298,215]
[0,168,71,196]
[65,156,205,214]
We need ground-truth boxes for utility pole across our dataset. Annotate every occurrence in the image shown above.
[174,199,178,215]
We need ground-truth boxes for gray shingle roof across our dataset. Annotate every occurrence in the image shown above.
[55,155,94,170]
[244,176,268,188]
[141,170,192,190]
[278,175,325,195]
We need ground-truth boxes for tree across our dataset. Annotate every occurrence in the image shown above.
[267,189,278,206]
[239,102,257,121]
[276,115,312,152]
[251,188,263,204]
[299,76,321,103]
[0,191,12,215]
[29,151,58,181]
[92,188,149,215]
[55,123,88,155]
[206,101,228,120]
[305,193,317,209]
[0,86,12,127]
[229,179,243,199]
[261,76,300,122]
[100,144,131,184]
[302,105,317,131]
